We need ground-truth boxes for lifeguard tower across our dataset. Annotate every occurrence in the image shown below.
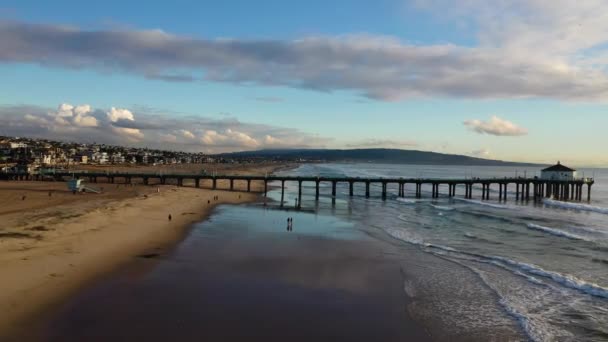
[67,178,101,194]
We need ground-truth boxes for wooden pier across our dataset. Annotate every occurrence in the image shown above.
[0,171,595,206]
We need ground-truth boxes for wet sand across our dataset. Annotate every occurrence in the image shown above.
[0,163,285,340]
[16,206,432,342]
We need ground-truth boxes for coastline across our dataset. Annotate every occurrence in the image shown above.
[0,163,291,339]
[22,205,434,342]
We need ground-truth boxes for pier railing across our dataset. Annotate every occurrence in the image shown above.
[0,170,595,204]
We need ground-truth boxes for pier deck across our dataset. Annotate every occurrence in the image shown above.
[1,171,595,206]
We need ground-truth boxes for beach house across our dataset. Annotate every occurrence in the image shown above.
[540,161,576,181]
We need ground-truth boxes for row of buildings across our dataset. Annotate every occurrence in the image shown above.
[0,136,220,168]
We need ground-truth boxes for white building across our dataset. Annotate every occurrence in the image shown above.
[10,142,28,149]
[41,154,53,165]
[99,152,109,164]
[540,162,576,181]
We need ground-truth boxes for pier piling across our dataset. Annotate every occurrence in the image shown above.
[280,180,285,208]
[332,181,337,204]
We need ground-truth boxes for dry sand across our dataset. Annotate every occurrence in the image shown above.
[0,163,289,339]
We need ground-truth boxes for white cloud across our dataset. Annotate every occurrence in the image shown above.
[106,107,143,141]
[200,129,260,148]
[345,139,418,148]
[160,133,177,143]
[3,15,608,101]
[470,148,491,158]
[263,135,280,145]
[0,103,331,152]
[463,116,527,136]
[46,103,98,128]
[107,107,135,122]
[179,129,196,139]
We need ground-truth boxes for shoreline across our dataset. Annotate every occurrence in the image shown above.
[24,204,434,342]
[0,163,292,340]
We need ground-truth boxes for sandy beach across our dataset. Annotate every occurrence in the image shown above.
[0,163,286,340]
[16,205,433,342]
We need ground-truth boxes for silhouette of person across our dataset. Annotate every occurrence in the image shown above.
[168,214,172,221]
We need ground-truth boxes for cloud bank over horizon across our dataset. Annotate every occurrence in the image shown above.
[0,104,332,153]
[3,0,608,102]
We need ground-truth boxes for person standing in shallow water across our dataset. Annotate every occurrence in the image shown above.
[286,217,293,231]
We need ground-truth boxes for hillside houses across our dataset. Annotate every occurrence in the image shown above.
[0,136,214,168]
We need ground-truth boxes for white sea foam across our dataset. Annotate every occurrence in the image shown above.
[425,243,458,252]
[444,259,542,342]
[430,204,455,211]
[386,226,608,299]
[464,232,477,239]
[490,256,608,299]
[454,198,508,209]
[543,198,608,215]
[385,227,425,245]
[513,270,546,286]
[385,223,608,300]
[526,223,587,241]
[396,198,417,204]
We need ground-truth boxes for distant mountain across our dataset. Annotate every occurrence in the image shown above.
[216,148,542,167]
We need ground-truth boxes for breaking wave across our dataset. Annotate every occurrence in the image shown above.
[526,223,587,241]
[430,204,455,211]
[454,198,509,209]
[543,199,608,215]
[396,198,418,204]
[385,227,608,299]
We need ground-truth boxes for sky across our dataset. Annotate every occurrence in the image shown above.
[1,0,607,166]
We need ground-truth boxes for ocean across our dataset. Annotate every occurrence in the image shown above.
[269,163,608,341]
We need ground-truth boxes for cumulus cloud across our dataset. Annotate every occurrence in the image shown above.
[463,116,527,136]
[49,103,98,128]
[345,139,418,148]
[106,107,143,141]
[0,103,331,152]
[2,11,608,101]
[179,129,196,139]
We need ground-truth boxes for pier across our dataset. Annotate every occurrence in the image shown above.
[0,171,595,204]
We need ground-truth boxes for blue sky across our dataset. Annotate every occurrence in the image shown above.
[1,0,607,165]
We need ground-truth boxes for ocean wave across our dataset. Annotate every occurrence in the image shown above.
[526,223,587,241]
[385,227,608,299]
[430,204,455,211]
[543,198,608,215]
[385,227,424,245]
[464,232,477,239]
[396,198,417,204]
[490,256,608,299]
[591,258,608,265]
[444,258,542,342]
[425,243,458,252]
[454,198,508,209]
